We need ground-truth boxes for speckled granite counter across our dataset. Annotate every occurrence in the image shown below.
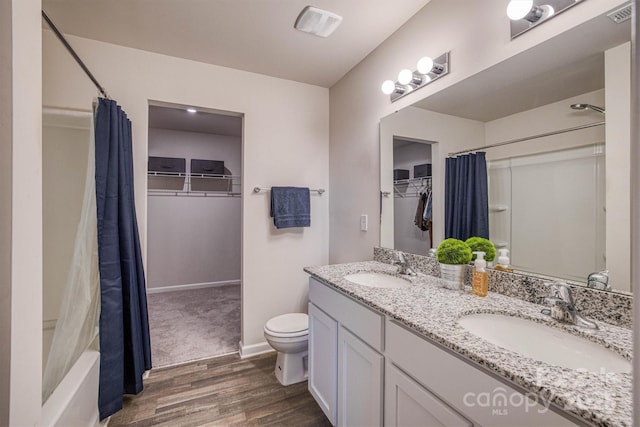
[304,261,633,427]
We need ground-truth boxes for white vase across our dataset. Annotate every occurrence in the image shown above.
[439,263,465,290]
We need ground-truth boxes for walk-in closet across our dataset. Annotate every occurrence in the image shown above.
[146,104,242,367]
[393,138,432,255]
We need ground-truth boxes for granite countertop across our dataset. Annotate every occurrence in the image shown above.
[304,261,633,427]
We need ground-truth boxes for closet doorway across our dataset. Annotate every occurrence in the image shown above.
[393,137,433,255]
[146,102,242,368]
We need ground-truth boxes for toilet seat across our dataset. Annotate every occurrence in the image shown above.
[264,313,308,338]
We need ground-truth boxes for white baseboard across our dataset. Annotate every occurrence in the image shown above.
[239,341,274,359]
[147,280,240,294]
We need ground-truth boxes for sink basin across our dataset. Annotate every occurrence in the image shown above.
[343,272,410,289]
[458,313,631,373]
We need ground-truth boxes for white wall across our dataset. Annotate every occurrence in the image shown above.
[147,128,241,289]
[605,42,631,292]
[0,0,12,423]
[329,0,627,263]
[8,0,43,425]
[42,30,329,351]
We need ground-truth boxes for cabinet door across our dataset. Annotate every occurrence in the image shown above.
[308,303,338,426]
[386,362,472,427]
[337,326,384,427]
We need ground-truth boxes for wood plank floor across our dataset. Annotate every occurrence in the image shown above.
[107,352,332,427]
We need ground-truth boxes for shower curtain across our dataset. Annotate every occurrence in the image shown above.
[95,98,152,419]
[42,112,100,403]
[444,152,489,240]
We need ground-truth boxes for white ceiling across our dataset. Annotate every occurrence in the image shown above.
[148,105,242,136]
[41,0,431,88]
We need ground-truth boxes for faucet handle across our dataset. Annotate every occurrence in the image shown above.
[396,251,407,263]
[548,281,575,306]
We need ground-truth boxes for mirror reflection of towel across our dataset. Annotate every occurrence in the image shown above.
[270,187,311,229]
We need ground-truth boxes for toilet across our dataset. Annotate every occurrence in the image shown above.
[263,313,309,386]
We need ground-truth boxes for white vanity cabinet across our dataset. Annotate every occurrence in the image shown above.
[385,361,472,427]
[385,320,579,427]
[308,276,580,427]
[308,277,384,426]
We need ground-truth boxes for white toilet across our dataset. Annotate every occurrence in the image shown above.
[263,313,309,386]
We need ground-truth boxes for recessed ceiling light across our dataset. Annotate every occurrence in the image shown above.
[294,6,342,38]
[186,108,197,113]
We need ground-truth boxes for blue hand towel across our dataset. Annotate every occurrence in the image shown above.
[270,186,311,229]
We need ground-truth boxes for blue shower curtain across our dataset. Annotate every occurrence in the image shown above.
[444,152,489,240]
[94,98,152,419]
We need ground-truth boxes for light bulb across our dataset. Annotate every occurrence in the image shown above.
[398,69,413,85]
[507,0,534,20]
[381,80,396,95]
[417,57,434,75]
[186,108,197,113]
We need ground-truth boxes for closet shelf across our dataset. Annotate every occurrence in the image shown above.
[393,176,431,198]
[148,172,241,197]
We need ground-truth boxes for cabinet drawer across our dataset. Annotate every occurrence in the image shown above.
[309,277,383,351]
[386,320,578,427]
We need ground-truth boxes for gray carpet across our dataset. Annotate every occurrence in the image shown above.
[147,285,241,368]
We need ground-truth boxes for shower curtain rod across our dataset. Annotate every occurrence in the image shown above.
[42,10,110,99]
[448,121,605,156]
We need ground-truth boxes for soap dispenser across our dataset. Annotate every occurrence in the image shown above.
[472,251,488,297]
[494,249,514,272]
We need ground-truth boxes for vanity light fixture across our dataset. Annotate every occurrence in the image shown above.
[507,0,586,39]
[381,52,449,102]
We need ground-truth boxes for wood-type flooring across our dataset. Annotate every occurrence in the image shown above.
[107,352,332,427]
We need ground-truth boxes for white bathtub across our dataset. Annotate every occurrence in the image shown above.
[41,350,100,427]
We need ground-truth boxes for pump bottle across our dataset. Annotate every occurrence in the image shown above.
[472,251,488,297]
[494,249,514,272]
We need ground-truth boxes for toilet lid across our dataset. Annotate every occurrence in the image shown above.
[265,313,308,334]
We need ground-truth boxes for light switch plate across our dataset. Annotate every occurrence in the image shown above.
[360,214,368,231]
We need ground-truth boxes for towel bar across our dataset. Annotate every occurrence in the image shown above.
[253,187,325,195]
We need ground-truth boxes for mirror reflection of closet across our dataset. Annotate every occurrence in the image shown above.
[392,137,433,256]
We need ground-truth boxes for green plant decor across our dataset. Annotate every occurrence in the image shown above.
[465,237,496,262]
[436,238,472,265]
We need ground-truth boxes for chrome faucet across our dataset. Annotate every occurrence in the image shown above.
[393,252,417,276]
[587,270,610,291]
[544,282,598,329]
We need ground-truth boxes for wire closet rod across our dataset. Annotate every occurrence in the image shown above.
[253,187,325,195]
[448,121,605,156]
[42,9,110,99]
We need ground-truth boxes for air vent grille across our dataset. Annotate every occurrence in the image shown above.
[607,3,633,24]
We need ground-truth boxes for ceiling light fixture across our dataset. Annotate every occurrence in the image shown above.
[381,52,450,102]
[507,0,585,39]
[294,6,343,38]
[186,108,197,113]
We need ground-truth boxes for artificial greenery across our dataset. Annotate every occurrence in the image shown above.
[465,237,496,262]
[436,238,473,265]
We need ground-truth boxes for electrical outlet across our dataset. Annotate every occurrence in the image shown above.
[360,214,368,231]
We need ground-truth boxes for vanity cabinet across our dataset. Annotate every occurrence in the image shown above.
[308,277,384,426]
[385,361,471,427]
[385,320,578,426]
[308,302,338,425]
[337,326,383,426]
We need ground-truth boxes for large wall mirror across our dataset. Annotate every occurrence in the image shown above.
[380,8,632,293]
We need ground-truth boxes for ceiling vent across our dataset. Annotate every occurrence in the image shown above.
[294,6,343,37]
[607,2,633,24]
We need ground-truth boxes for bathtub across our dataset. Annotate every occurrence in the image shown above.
[41,350,100,427]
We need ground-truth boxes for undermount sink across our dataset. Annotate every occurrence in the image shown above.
[343,272,410,289]
[458,313,631,373]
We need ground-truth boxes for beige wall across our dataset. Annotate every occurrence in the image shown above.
[329,0,626,263]
[605,42,631,292]
[43,30,329,350]
[147,128,241,289]
[8,0,43,425]
[0,0,12,423]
